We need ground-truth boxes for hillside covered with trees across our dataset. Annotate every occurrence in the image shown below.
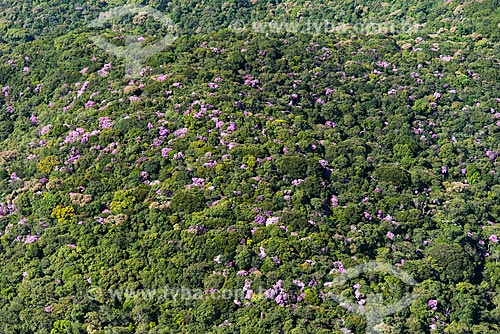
[1,1,500,333]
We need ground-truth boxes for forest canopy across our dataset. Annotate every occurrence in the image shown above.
[1,0,500,333]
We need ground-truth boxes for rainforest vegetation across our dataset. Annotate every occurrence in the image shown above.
[1,0,500,333]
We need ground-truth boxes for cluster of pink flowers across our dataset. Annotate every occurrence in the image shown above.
[153,74,169,82]
[486,150,498,160]
[173,127,188,138]
[190,178,205,188]
[2,86,10,97]
[259,247,267,258]
[265,216,280,226]
[330,261,347,274]
[264,280,288,306]
[161,147,172,158]
[243,74,259,87]
[428,299,438,310]
[77,81,89,97]
[39,124,52,136]
[98,62,112,77]
[98,116,114,129]
[24,235,39,244]
[0,202,17,217]
[84,101,95,109]
[331,195,339,208]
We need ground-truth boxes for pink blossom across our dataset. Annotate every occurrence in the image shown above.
[98,117,114,129]
[24,235,38,244]
[331,195,339,208]
[376,61,390,68]
[173,127,188,138]
[129,96,140,102]
[173,152,184,160]
[254,215,265,224]
[265,217,280,226]
[227,122,236,132]
[98,62,112,77]
[428,299,438,310]
[244,290,253,299]
[85,101,95,109]
[330,261,346,274]
[191,178,205,188]
[161,147,172,158]
[154,74,169,82]
[486,150,498,160]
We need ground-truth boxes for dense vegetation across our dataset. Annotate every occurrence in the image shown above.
[1,0,500,333]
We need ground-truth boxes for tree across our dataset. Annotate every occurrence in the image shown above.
[170,189,205,214]
[425,243,474,283]
[277,155,308,179]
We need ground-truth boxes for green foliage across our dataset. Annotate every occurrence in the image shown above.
[51,205,75,223]
[375,165,412,188]
[0,2,499,332]
[50,320,82,334]
[426,243,474,283]
[110,189,137,214]
[277,155,308,179]
[170,189,205,214]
